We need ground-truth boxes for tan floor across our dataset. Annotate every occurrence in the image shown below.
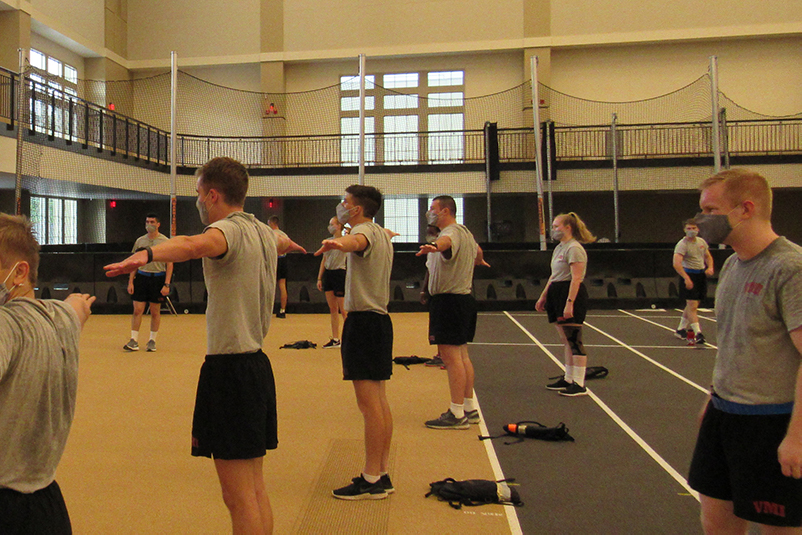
[58,312,513,534]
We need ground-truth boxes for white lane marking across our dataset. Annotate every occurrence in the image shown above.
[673,308,717,323]
[502,311,700,502]
[471,341,712,350]
[620,310,718,350]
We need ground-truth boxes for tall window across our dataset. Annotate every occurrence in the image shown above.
[29,49,78,140]
[382,198,420,242]
[340,70,465,165]
[30,196,77,245]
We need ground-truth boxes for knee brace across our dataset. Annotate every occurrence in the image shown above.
[562,325,586,356]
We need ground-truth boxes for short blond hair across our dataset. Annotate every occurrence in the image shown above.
[700,169,772,220]
[0,214,40,283]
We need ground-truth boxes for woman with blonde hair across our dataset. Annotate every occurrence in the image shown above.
[536,212,596,396]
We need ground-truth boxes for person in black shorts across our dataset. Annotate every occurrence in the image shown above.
[317,216,347,348]
[268,216,306,318]
[536,212,596,397]
[673,218,714,345]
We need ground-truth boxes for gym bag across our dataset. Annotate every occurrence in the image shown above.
[425,478,523,509]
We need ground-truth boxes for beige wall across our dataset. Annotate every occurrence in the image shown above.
[0,10,31,71]
[30,32,87,77]
[31,0,105,49]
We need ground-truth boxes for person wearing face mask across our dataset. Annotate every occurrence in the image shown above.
[317,216,348,348]
[315,185,395,500]
[105,157,303,534]
[0,214,95,535]
[536,212,596,397]
[687,169,802,533]
[417,196,489,429]
[672,219,714,344]
[123,213,173,352]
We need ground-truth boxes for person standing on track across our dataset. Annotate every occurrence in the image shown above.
[267,216,306,318]
[688,169,802,533]
[105,157,301,534]
[673,218,714,345]
[536,212,596,397]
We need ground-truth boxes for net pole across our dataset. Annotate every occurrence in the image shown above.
[14,48,26,216]
[709,55,722,173]
[485,133,492,243]
[358,53,366,186]
[170,51,177,237]
[545,120,554,230]
[530,56,546,251]
[611,112,620,243]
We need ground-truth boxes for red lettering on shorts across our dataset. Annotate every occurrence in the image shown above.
[753,501,786,518]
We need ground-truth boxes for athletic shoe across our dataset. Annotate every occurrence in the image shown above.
[465,409,480,424]
[323,338,341,349]
[380,474,395,494]
[123,339,139,351]
[332,476,388,500]
[276,311,286,319]
[425,409,470,430]
[559,383,588,397]
[425,355,444,367]
[146,340,156,352]
[674,329,687,340]
[546,377,571,391]
[695,332,706,345]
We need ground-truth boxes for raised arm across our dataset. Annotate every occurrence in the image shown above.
[314,233,368,256]
[104,229,227,277]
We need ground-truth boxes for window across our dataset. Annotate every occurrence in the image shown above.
[382,198,420,242]
[340,116,375,166]
[64,65,78,84]
[47,57,62,77]
[340,70,465,166]
[30,49,46,70]
[28,49,79,140]
[30,196,77,245]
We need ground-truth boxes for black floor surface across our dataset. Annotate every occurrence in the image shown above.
[472,308,717,534]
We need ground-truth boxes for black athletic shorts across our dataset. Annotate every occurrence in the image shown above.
[679,270,707,301]
[191,349,278,460]
[688,399,802,527]
[0,480,71,535]
[428,293,477,346]
[545,280,588,324]
[132,271,166,304]
[322,269,346,297]
[341,311,393,381]
[276,256,288,280]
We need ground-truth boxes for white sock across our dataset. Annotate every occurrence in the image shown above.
[573,366,586,387]
[450,402,465,418]
[564,365,574,383]
[463,397,476,411]
[362,472,380,484]
[690,323,701,334]
[678,317,689,330]
[131,330,138,341]
[280,308,286,313]
[150,331,158,341]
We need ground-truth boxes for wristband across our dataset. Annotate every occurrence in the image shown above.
[163,283,171,288]
[144,246,153,264]
[566,298,573,302]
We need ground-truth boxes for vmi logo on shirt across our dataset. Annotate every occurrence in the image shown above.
[744,282,764,295]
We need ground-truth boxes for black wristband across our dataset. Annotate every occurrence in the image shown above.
[144,246,153,264]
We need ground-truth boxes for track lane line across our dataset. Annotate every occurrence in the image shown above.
[502,311,700,502]
[619,309,718,350]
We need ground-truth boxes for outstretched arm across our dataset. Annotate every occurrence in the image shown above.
[104,230,227,277]
[475,245,490,267]
[314,233,368,256]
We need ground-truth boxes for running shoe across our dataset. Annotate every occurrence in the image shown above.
[559,383,588,397]
[323,338,341,349]
[380,474,395,494]
[276,311,286,319]
[146,340,156,352]
[425,409,470,430]
[674,329,687,340]
[425,355,444,367]
[465,409,480,424]
[332,476,388,500]
[695,332,706,345]
[546,376,571,391]
[123,339,139,351]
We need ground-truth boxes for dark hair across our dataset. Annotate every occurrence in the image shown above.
[197,157,249,206]
[433,195,457,216]
[145,213,160,222]
[0,214,40,283]
[684,218,697,227]
[268,215,279,225]
[345,184,382,218]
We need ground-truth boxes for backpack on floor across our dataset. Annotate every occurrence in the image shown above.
[480,420,575,445]
[425,478,523,509]
[280,340,317,349]
[392,355,432,369]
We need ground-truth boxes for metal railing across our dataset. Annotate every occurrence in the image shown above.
[1,66,799,170]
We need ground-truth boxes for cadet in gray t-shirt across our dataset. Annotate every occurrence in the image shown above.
[672,219,714,344]
[314,185,395,501]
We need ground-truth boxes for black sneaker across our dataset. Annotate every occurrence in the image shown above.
[425,409,469,430]
[465,409,480,424]
[674,329,687,340]
[560,383,588,397]
[425,355,444,367]
[276,311,286,319]
[695,332,706,345]
[380,474,395,494]
[323,338,341,349]
[546,376,571,391]
[332,476,388,500]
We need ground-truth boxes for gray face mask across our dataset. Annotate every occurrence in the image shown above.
[0,262,20,306]
[550,229,565,241]
[425,210,439,226]
[336,203,354,225]
[146,224,157,234]
[694,212,732,244]
[685,229,698,239]
[196,195,210,226]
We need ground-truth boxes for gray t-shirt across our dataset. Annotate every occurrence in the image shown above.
[0,298,81,493]
[133,233,170,273]
[426,223,478,295]
[324,248,347,271]
[549,239,587,282]
[674,237,709,271]
[344,221,393,314]
[273,228,288,258]
[713,237,802,404]
[203,212,278,355]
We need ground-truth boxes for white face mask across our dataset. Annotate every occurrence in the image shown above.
[0,262,21,306]
[146,224,157,234]
[425,210,439,226]
[336,203,356,225]
[685,229,698,239]
[196,193,210,226]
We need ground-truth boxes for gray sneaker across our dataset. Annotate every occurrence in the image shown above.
[425,409,470,430]
[146,340,156,352]
[465,409,480,424]
[123,339,139,351]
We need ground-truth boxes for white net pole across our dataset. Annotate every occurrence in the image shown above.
[611,112,620,243]
[14,48,26,216]
[358,53,366,186]
[170,51,177,237]
[709,55,722,173]
[530,56,546,251]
